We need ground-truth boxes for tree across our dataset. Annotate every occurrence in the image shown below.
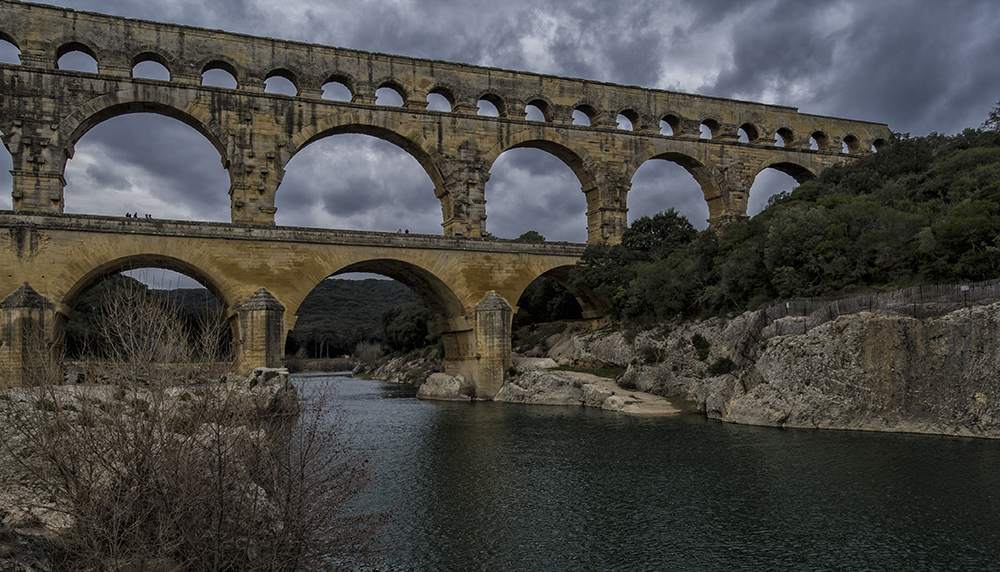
[982,98,1000,132]
[516,230,545,242]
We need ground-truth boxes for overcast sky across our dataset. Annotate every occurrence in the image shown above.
[2,0,999,245]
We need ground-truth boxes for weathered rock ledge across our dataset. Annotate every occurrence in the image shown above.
[525,301,1000,439]
[417,359,680,415]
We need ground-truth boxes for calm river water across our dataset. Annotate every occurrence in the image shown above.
[297,373,1000,572]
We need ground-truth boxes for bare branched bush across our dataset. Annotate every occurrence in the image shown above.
[0,277,385,571]
[353,341,383,370]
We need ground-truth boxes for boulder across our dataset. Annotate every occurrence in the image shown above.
[416,373,473,401]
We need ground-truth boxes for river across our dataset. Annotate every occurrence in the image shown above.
[297,373,1000,571]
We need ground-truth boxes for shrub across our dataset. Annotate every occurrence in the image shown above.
[691,334,711,361]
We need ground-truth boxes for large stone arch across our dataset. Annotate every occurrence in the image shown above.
[284,257,467,331]
[58,92,229,176]
[747,157,820,186]
[482,130,599,191]
[627,146,726,221]
[510,264,609,321]
[52,254,237,367]
[284,114,446,193]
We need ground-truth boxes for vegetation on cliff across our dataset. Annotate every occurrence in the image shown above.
[571,127,1000,326]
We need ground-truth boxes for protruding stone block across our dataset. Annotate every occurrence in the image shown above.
[0,283,57,386]
[473,291,512,398]
[234,288,285,375]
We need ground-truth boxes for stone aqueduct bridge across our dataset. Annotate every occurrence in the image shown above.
[0,2,892,396]
[1,213,596,396]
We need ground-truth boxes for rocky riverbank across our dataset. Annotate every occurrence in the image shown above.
[521,302,1000,438]
[0,368,298,571]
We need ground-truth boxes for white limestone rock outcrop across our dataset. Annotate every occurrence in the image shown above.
[416,373,473,401]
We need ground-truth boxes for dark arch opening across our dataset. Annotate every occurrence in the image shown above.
[426,88,454,112]
[56,43,99,73]
[63,111,230,221]
[842,134,860,154]
[775,128,794,148]
[701,119,721,140]
[810,131,829,152]
[132,60,170,81]
[0,37,20,64]
[739,123,759,143]
[486,145,590,242]
[629,156,711,230]
[276,131,440,233]
[661,115,680,136]
[525,101,548,122]
[60,260,233,375]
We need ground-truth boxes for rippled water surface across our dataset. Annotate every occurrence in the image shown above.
[298,374,1000,571]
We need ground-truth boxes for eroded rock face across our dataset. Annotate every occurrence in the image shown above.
[535,301,1000,438]
[711,305,1000,437]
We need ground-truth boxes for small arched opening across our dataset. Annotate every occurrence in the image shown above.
[426,90,453,112]
[375,84,405,107]
[0,36,21,65]
[321,78,353,101]
[660,115,680,136]
[700,119,721,140]
[842,134,860,154]
[477,94,505,117]
[56,42,99,73]
[573,106,595,126]
[131,53,170,81]
[264,70,298,96]
[618,110,639,131]
[201,62,238,89]
[775,128,794,148]
[525,100,550,122]
[739,123,759,143]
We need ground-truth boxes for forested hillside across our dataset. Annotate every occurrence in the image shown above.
[570,127,1000,326]
[285,278,418,357]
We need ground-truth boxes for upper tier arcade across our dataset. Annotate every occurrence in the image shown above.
[0,0,892,242]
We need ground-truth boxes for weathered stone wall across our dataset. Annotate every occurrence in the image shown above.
[0,1,892,240]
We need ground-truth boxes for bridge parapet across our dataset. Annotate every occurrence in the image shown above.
[0,1,891,242]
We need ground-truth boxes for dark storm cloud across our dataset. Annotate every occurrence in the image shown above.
[6,0,999,238]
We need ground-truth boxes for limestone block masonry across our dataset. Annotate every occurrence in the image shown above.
[0,0,889,241]
[0,2,892,396]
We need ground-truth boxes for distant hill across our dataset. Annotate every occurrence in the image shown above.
[286,278,418,357]
[65,276,419,360]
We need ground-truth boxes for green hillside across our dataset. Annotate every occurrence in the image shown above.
[571,127,1000,325]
